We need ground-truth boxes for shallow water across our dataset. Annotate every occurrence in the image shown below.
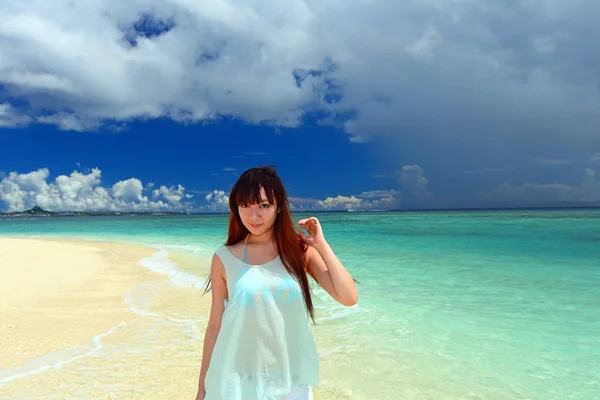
[1,209,599,398]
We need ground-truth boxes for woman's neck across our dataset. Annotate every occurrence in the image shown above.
[247,229,275,245]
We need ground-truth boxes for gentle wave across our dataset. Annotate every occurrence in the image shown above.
[139,249,207,288]
[0,319,134,387]
[0,250,202,387]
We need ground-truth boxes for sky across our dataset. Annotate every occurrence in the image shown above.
[1,0,600,213]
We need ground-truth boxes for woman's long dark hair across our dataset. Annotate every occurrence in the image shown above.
[203,166,316,323]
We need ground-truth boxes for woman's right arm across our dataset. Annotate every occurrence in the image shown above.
[196,253,228,399]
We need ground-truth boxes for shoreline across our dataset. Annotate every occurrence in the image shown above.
[0,235,355,399]
[0,236,166,370]
[0,235,222,399]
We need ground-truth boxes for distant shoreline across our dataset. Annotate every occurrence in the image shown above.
[2,205,600,218]
[0,211,191,218]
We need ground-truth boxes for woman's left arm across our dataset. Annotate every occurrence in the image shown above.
[298,217,358,307]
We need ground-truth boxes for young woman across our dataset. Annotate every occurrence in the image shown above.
[196,166,358,400]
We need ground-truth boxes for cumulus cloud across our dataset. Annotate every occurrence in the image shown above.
[0,0,323,129]
[0,168,192,212]
[314,195,363,211]
[112,178,146,203]
[0,0,597,148]
[288,196,320,210]
[312,190,397,211]
[204,189,229,212]
[399,165,431,199]
[289,171,428,211]
[0,103,31,127]
[152,184,189,205]
[204,190,398,212]
[484,168,600,205]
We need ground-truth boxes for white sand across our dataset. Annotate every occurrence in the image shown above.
[0,237,353,399]
[0,237,163,369]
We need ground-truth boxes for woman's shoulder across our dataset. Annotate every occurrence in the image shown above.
[219,242,243,254]
[214,244,229,256]
[214,243,242,263]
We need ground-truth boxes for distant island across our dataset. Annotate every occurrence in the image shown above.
[1,205,599,218]
[0,206,189,218]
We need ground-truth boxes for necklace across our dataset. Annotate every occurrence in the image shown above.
[243,234,249,264]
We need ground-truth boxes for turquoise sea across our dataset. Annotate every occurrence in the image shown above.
[1,209,599,399]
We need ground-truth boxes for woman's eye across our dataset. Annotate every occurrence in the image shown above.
[261,204,270,208]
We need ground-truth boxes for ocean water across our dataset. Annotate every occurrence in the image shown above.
[1,210,599,399]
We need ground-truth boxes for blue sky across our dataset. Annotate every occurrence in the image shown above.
[1,0,599,212]
[1,119,385,212]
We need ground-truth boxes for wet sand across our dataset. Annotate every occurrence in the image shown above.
[0,237,355,399]
[0,237,164,370]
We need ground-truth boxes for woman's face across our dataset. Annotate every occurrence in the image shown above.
[238,187,279,236]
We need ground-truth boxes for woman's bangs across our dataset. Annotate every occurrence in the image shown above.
[235,178,276,205]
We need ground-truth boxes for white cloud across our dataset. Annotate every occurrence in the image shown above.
[0,0,322,129]
[312,189,397,211]
[202,190,399,212]
[399,165,431,199]
[0,167,192,212]
[356,190,398,200]
[36,113,100,132]
[152,184,186,205]
[0,0,597,148]
[112,178,145,202]
[485,168,600,204]
[204,189,229,212]
[0,103,31,127]
[404,26,443,61]
[314,195,363,211]
[289,196,320,210]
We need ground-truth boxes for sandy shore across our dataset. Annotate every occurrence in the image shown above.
[0,237,355,399]
[0,237,164,370]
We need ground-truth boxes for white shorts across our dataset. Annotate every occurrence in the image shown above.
[283,385,313,400]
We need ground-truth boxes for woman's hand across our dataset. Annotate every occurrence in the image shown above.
[298,217,326,247]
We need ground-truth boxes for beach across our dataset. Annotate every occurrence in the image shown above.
[1,210,599,399]
[0,238,164,369]
[0,237,211,398]
[0,237,351,399]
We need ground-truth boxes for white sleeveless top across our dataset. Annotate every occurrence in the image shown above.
[204,245,320,400]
